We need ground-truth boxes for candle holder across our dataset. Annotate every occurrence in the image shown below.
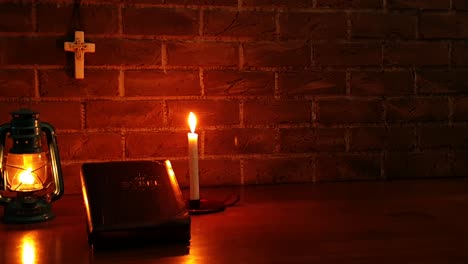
[186,198,225,215]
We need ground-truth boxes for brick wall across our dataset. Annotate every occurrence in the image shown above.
[1,0,467,194]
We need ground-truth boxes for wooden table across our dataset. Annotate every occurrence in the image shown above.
[1,179,468,264]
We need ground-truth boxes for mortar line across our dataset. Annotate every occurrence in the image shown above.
[199,67,205,96]
[34,68,40,99]
[161,42,167,73]
[118,69,125,97]
[240,158,245,185]
[274,72,280,99]
[198,9,204,37]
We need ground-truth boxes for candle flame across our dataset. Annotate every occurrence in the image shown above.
[188,112,197,133]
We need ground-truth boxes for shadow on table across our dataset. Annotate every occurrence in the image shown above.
[89,240,190,263]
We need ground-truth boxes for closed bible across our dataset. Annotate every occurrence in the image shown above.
[80,160,190,249]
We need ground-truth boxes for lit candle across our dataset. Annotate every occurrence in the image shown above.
[188,112,200,202]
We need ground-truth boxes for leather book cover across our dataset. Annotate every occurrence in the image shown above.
[80,160,190,249]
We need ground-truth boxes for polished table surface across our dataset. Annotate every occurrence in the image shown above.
[1,179,468,264]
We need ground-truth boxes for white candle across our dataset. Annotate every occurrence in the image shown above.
[188,112,200,201]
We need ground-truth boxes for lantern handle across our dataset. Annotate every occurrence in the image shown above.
[41,122,64,202]
[0,123,11,205]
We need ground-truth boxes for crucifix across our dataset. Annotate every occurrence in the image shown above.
[64,31,95,79]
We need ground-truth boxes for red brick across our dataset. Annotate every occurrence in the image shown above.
[452,42,468,66]
[58,132,122,160]
[280,12,346,40]
[384,42,449,66]
[204,10,275,39]
[86,100,164,129]
[349,126,414,151]
[316,154,381,181]
[0,3,32,32]
[0,106,18,124]
[420,13,468,39]
[419,125,468,149]
[198,159,240,186]
[351,13,416,39]
[37,3,118,34]
[204,128,276,155]
[243,157,314,184]
[244,100,311,125]
[1,117,72,155]
[0,70,34,97]
[165,0,237,5]
[34,102,82,130]
[0,36,65,66]
[387,0,449,10]
[86,38,161,66]
[151,159,238,187]
[453,96,468,121]
[125,131,187,158]
[314,43,381,66]
[242,0,312,8]
[39,69,119,97]
[243,42,310,67]
[280,127,345,153]
[125,70,200,97]
[279,71,346,96]
[453,0,468,10]
[384,151,451,179]
[0,102,80,130]
[166,100,240,127]
[417,70,468,94]
[0,102,82,130]
[167,41,238,67]
[316,0,382,8]
[204,70,274,96]
[61,163,82,195]
[350,71,413,96]
[316,98,382,124]
[453,151,468,177]
[123,7,198,36]
[386,97,448,123]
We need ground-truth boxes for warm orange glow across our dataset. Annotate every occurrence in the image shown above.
[165,160,176,178]
[21,234,37,264]
[182,256,197,264]
[188,112,197,133]
[81,176,93,233]
[5,153,48,192]
[18,168,35,185]
[164,160,186,208]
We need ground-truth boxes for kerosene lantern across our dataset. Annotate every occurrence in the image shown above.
[0,109,64,223]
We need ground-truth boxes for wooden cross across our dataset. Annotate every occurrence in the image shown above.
[64,31,95,79]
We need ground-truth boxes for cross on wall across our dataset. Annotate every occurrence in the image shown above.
[64,31,95,79]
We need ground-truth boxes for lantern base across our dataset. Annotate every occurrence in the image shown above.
[2,198,54,224]
[186,199,225,215]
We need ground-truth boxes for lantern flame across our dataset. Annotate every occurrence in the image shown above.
[188,112,197,133]
[18,168,35,185]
